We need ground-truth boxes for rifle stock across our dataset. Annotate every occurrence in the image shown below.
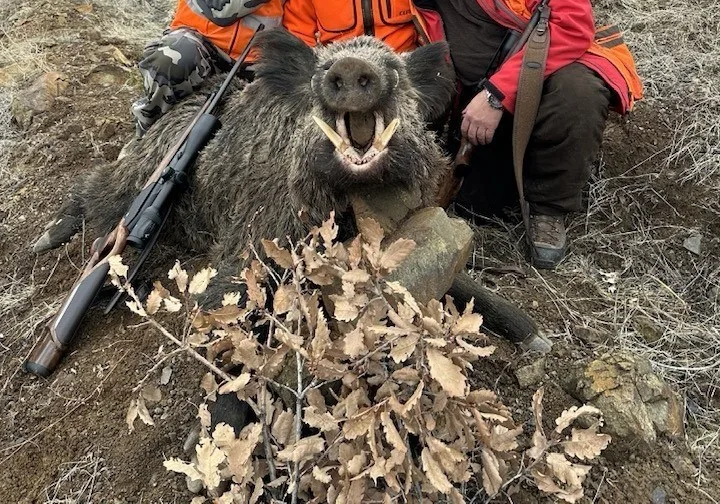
[24,224,129,377]
[436,139,473,208]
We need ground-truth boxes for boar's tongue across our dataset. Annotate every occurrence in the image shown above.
[346,112,375,150]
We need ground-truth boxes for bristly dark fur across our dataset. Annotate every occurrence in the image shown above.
[40,30,456,304]
[252,29,316,107]
[403,42,456,122]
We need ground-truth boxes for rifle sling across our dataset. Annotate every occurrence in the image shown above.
[512,2,550,242]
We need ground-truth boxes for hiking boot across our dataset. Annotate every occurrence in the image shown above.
[528,213,568,269]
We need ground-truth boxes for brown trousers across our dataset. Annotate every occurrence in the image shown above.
[452,62,613,217]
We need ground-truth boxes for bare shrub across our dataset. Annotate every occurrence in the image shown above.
[116,214,611,502]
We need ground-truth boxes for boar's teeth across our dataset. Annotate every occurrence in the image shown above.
[374,112,384,136]
[313,116,346,151]
[373,118,400,150]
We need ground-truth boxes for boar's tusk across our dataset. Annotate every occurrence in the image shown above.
[373,118,400,150]
[312,115,346,151]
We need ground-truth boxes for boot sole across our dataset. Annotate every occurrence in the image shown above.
[530,244,568,270]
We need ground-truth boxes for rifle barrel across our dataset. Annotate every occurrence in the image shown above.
[207,24,265,112]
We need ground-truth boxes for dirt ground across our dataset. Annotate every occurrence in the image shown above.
[0,0,718,503]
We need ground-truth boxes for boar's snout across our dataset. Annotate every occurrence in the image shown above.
[322,57,382,112]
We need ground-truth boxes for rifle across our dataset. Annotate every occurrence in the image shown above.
[23,25,265,378]
[436,0,549,209]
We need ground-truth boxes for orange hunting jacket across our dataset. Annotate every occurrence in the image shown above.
[283,0,421,52]
[170,0,284,60]
[413,0,643,114]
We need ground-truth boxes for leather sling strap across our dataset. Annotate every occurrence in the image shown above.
[512,0,551,241]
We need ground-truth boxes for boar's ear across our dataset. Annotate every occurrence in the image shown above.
[254,29,317,96]
[404,42,456,123]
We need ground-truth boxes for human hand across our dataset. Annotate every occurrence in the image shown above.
[461,92,503,146]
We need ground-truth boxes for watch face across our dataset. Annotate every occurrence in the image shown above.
[486,90,502,109]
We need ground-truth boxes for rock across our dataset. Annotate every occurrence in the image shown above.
[562,351,684,453]
[384,207,473,304]
[96,120,117,140]
[651,486,667,504]
[682,233,702,256]
[10,72,69,128]
[632,315,663,344]
[349,186,474,304]
[87,64,131,87]
[142,384,162,403]
[349,184,422,236]
[668,455,695,478]
[515,357,546,389]
[186,473,203,494]
[160,366,173,385]
[573,325,614,346]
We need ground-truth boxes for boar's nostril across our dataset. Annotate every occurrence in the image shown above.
[358,75,369,88]
[331,75,344,89]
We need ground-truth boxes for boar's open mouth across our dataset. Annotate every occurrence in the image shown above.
[313,112,399,172]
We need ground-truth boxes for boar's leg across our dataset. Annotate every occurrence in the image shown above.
[33,196,84,253]
[449,271,551,353]
[195,259,250,311]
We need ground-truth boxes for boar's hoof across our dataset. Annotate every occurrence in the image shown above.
[32,215,83,253]
[449,271,551,353]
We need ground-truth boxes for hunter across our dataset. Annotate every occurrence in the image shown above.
[423,0,642,269]
[284,0,642,269]
[130,0,284,137]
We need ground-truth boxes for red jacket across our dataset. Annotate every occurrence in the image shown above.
[413,0,643,115]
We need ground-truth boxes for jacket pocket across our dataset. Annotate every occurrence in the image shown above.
[315,0,358,32]
[379,0,413,25]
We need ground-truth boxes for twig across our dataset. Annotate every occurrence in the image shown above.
[140,318,262,416]
[291,349,303,504]
[131,347,184,393]
[145,318,234,382]
[591,467,608,503]
[260,319,278,491]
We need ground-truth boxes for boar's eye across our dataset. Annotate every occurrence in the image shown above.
[321,60,334,71]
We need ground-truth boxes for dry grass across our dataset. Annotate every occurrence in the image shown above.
[592,0,720,474]
[94,0,174,45]
[41,452,107,503]
[468,159,720,483]
[593,0,720,189]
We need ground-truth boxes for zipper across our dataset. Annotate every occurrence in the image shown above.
[361,0,375,36]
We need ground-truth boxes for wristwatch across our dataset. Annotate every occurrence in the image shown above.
[484,88,504,110]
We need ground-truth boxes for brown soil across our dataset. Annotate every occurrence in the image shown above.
[1,1,718,503]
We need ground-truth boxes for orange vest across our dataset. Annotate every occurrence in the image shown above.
[170,0,284,60]
[283,0,420,52]
[585,24,644,111]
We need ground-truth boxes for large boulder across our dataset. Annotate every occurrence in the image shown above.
[561,351,684,453]
[350,186,474,304]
